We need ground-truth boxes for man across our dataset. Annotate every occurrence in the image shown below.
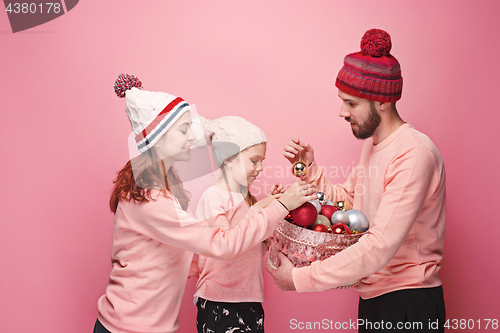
[266,29,446,333]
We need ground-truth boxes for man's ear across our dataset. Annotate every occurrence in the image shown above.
[378,101,388,111]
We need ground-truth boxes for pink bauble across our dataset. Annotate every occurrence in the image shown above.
[291,202,318,227]
[320,205,338,220]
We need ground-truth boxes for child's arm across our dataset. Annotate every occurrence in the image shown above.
[258,183,288,254]
[123,182,316,260]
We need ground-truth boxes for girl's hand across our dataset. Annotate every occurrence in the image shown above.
[283,137,315,168]
[254,194,281,209]
[278,181,317,211]
[255,183,286,209]
[268,182,285,196]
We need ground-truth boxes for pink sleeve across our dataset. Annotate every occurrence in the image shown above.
[301,161,356,206]
[122,196,287,260]
[293,147,439,292]
[195,190,231,229]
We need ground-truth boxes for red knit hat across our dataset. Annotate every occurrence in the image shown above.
[335,29,402,102]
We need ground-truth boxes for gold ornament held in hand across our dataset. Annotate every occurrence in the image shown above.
[292,161,308,177]
[291,148,308,177]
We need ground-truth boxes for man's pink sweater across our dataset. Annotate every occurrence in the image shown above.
[97,191,287,333]
[293,124,446,299]
[195,186,267,303]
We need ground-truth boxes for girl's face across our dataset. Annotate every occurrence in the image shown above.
[228,142,266,187]
[155,111,196,163]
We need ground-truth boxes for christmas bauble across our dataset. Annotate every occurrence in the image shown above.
[291,202,318,227]
[315,192,327,205]
[308,199,322,214]
[292,161,308,177]
[347,209,369,233]
[313,214,331,228]
[331,210,349,225]
[320,205,338,220]
[331,223,352,235]
[312,224,329,233]
[334,200,350,211]
[284,212,294,223]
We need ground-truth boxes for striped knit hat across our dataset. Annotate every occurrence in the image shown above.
[114,74,192,153]
[335,29,402,102]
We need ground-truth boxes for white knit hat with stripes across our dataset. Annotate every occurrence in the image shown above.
[114,73,192,153]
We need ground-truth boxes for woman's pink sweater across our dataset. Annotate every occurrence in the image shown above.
[97,191,286,333]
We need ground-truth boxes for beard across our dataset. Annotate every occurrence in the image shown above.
[348,102,381,140]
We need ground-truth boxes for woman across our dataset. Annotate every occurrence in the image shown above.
[93,74,316,333]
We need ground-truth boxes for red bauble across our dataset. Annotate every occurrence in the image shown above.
[320,205,338,220]
[331,223,352,235]
[312,224,329,233]
[291,202,318,227]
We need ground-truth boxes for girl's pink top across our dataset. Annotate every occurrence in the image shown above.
[194,186,268,303]
[97,191,286,333]
[293,124,446,299]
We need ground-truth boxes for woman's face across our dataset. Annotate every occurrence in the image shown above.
[155,111,196,163]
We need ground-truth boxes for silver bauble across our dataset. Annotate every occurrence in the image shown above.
[315,192,327,205]
[308,199,322,214]
[347,209,369,232]
[331,210,349,225]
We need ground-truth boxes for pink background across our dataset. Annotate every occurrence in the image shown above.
[1,1,500,332]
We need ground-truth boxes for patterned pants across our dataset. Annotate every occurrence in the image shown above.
[196,297,265,333]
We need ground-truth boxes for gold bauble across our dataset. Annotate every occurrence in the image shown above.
[313,215,331,227]
[334,200,350,211]
[292,161,308,177]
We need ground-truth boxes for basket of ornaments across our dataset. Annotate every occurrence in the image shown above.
[267,192,369,289]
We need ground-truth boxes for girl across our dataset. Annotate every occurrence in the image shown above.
[194,116,297,333]
[93,75,315,333]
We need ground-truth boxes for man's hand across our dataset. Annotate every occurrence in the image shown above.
[283,137,315,168]
[265,251,296,291]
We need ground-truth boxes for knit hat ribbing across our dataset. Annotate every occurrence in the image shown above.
[114,74,192,153]
[335,29,403,102]
[205,116,267,167]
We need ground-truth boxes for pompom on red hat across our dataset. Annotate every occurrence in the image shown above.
[335,29,403,102]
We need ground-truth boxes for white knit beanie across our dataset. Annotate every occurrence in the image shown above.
[205,116,267,167]
[114,73,192,153]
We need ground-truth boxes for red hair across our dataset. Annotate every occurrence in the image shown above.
[110,152,190,213]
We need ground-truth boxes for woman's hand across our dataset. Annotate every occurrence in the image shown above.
[278,181,317,211]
